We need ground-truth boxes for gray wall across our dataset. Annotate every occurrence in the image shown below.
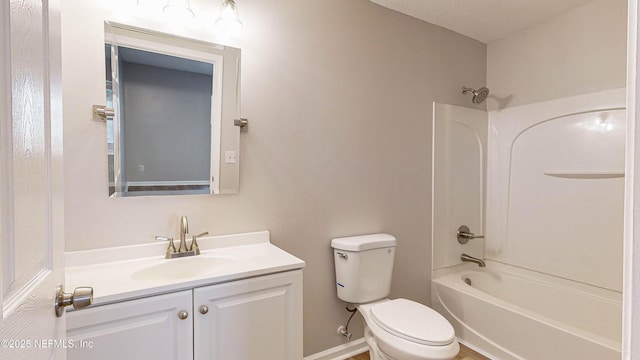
[61,0,486,355]
[122,62,212,183]
[486,0,627,111]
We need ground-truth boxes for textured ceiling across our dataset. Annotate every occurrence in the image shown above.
[370,0,596,43]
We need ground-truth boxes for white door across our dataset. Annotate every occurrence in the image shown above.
[0,0,66,359]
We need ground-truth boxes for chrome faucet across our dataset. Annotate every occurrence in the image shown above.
[461,253,486,267]
[156,216,208,259]
[178,215,189,252]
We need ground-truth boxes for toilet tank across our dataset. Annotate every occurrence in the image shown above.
[331,234,397,304]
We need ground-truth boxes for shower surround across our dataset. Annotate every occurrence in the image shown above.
[431,88,625,359]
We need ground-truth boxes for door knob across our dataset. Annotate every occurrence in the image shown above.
[178,310,189,320]
[199,305,209,314]
[55,285,93,317]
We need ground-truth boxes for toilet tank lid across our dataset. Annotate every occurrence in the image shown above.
[331,233,397,251]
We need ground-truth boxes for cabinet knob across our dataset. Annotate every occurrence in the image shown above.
[178,310,189,320]
[199,305,209,314]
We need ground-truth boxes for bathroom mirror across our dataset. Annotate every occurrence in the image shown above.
[104,22,241,197]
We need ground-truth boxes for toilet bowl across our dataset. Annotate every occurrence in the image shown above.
[358,299,459,360]
[331,234,459,360]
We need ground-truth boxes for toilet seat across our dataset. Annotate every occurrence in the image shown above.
[370,299,455,347]
[356,299,460,360]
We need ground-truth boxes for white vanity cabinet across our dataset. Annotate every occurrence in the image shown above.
[67,270,303,360]
[66,290,194,360]
[194,270,303,359]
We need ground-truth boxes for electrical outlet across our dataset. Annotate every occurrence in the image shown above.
[138,164,144,172]
[225,151,237,164]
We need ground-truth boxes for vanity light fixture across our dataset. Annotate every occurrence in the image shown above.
[163,0,195,21]
[216,0,243,37]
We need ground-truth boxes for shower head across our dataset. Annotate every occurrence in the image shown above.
[461,86,490,104]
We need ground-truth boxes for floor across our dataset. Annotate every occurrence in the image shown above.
[455,344,491,360]
[346,343,491,360]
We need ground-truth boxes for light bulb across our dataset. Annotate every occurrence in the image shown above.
[216,0,243,37]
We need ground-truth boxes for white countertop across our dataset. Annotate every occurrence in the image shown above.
[65,231,305,306]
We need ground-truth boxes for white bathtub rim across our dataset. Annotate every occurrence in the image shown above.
[453,265,622,312]
[435,261,622,301]
[432,264,622,351]
[433,274,621,351]
[433,280,622,359]
[433,287,524,360]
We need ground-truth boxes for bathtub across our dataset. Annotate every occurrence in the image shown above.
[431,262,622,360]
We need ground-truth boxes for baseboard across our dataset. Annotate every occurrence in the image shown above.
[303,338,368,360]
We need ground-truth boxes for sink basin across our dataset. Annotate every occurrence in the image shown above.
[131,256,236,281]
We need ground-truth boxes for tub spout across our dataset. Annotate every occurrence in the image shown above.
[461,253,486,267]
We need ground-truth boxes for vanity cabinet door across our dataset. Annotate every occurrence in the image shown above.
[193,270,303,360]
[67,290,193,360]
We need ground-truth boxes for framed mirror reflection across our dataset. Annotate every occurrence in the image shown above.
[104,22,241,197]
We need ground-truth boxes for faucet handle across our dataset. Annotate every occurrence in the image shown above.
[189,232,209,255]
[457,225,484,244]
[156,236,177,258]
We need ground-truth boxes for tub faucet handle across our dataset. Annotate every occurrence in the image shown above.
[457,225,484,244]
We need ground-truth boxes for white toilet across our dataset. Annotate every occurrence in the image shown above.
[331,234,459,360]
